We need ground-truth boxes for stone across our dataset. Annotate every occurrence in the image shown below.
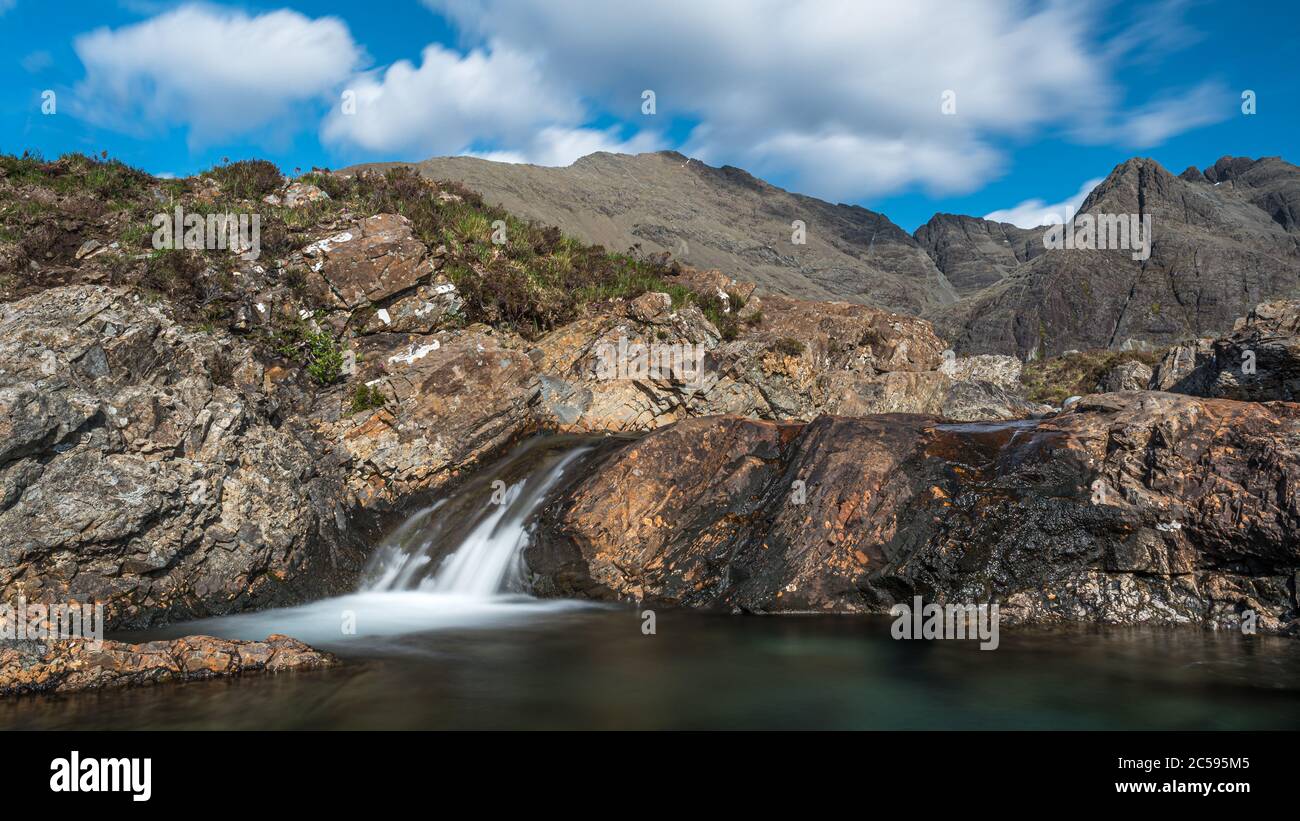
[0,634,335,696]
[304,214,430,308]
[1096,360,1153,392]
[529,392,1300,633]
[0,285,367,629]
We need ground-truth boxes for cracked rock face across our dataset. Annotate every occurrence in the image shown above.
[529,392,1300,633]
[0,286,367,629]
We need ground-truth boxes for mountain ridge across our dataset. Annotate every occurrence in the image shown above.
[347,150,1300,357]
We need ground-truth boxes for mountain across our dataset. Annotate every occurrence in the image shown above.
[934,156,1300,357]
[353,151,1300,358]
[347,151,959,316]
[912,213,1045,295]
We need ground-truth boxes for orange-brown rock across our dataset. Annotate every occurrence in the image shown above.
[0,634,335,696]
[305,214,431,308]
[528,392,1300,632]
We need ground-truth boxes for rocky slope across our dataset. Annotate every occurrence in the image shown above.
[529,392,1300,633]
[913,213,1044,296]
[355,151,1300,360]
[350,151,960,315]
[935,156,1300,358]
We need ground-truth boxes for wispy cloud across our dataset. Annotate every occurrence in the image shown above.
[1114,81,1235,147]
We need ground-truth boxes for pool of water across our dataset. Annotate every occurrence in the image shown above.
[3,604,1298,730]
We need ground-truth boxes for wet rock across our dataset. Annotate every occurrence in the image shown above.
[0,634,335,696]
[530,392,1300,632]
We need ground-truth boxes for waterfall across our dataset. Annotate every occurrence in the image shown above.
[362,439,593,597]
[147,436,603,646]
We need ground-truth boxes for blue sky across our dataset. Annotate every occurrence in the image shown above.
[1,0,1294,231]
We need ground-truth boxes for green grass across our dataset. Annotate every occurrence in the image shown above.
[204,159,284,201]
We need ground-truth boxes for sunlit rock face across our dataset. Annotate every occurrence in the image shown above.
[530,393,1300,634]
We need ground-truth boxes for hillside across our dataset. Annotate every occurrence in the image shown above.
[348,151,960,316]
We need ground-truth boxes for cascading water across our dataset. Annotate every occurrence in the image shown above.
[362,439,593,596]
[147,436,607,647]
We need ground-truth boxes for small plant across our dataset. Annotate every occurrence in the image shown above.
[349,383,387,414]
[305,327,344,385]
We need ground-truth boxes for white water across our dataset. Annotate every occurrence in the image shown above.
[148,440,601,648]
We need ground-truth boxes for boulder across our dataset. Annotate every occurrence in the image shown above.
[529,392,1300,632]
[1097,359,1153,392]
[303,214,431,309]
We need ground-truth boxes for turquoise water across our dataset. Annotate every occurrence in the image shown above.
[2,608,1297,730]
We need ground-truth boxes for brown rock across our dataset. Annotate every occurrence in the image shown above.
[305,214,430,308]
[0,634,335,696]
[529,392,1300,632]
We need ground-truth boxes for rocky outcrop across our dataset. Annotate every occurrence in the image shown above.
[0,286,368,629]
[304,214,432,309]
[0,634,334,696]
[528,291,1046,430]
[529,392,1300,633]
[317,325,539,510]
[1152,300,1300,400]
[1097,360,1153,392]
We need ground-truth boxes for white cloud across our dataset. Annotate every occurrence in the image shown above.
[416,0,1113,198]
[469,126,664,167]
[390,0,1221,199]
[322,41,580,159]
[72,4,362,144]
[984,177,1105,229]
